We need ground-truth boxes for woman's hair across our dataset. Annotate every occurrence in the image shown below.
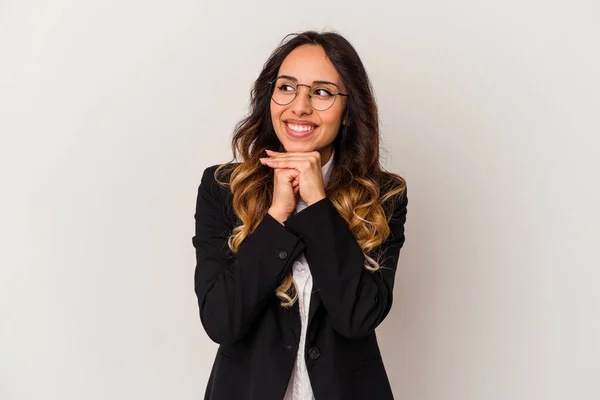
[213,30,406,308]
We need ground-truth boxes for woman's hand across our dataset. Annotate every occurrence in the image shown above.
[260,150,327,213]
[263,159,300,224]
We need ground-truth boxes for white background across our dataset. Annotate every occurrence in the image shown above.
[1,1,599,399]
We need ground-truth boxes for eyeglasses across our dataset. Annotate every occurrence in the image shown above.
[269,77,349,111]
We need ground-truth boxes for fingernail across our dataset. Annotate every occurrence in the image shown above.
[265,149,273,153]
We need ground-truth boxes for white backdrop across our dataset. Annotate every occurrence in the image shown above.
[1,1,599,399]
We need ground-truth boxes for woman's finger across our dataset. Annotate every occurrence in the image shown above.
[266,149,319,158]
[263,156,314,163]
[262,159,312,169]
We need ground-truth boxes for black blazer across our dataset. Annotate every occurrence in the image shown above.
[192,163,408,400]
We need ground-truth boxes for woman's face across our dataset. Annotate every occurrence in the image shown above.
[270,44,348,165]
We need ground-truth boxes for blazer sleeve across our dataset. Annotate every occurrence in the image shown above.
[192,165,306,345]
[283,189,408,339]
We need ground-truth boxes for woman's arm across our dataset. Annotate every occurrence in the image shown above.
[283,190,408,339]
[193,165,306,345]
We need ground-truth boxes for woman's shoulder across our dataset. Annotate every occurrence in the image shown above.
[200,161,241,197]
[375,169,408,218]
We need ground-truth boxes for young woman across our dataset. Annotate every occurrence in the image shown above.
[193,30,408,400]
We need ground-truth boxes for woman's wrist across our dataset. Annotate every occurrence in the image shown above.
[268,208,289,225]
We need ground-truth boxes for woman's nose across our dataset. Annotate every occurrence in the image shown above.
[290,85,312,115]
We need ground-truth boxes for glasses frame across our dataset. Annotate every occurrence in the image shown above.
[268,79,350,111]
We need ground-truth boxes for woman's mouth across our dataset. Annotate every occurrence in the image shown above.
[284,122,317,138]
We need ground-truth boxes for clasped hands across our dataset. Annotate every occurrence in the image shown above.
[259,149,327,223]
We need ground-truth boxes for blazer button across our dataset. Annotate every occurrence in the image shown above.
[278,250,288,259]
[308,346,320,360]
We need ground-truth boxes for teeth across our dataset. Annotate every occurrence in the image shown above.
[287,123,315,132]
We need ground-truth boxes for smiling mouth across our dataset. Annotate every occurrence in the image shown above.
[285,122,317,133]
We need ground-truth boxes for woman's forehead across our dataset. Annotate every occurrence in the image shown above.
[278,45,342,87]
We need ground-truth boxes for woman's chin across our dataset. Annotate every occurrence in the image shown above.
[281,141,316,153]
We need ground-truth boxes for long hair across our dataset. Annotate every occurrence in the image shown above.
[213,30,406,308]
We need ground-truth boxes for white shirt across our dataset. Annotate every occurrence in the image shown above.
[283,148,335,400]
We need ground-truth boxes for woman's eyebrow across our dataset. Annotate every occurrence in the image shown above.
[276,75,340,88]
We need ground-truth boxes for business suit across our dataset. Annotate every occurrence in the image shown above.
[193,162,408,400]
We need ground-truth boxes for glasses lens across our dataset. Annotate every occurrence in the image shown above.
[271,78,337,111]
[271,78,297,106]
[309,85,336,111]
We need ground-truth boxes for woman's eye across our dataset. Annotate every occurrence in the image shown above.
[278,84,295,92]
[314,88,333,97]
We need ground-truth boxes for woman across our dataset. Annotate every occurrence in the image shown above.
[193,30,408,400]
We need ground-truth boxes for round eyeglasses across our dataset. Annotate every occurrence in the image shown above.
[269,77,349,111]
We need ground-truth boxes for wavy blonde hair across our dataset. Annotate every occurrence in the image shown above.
[212,30,406,308]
